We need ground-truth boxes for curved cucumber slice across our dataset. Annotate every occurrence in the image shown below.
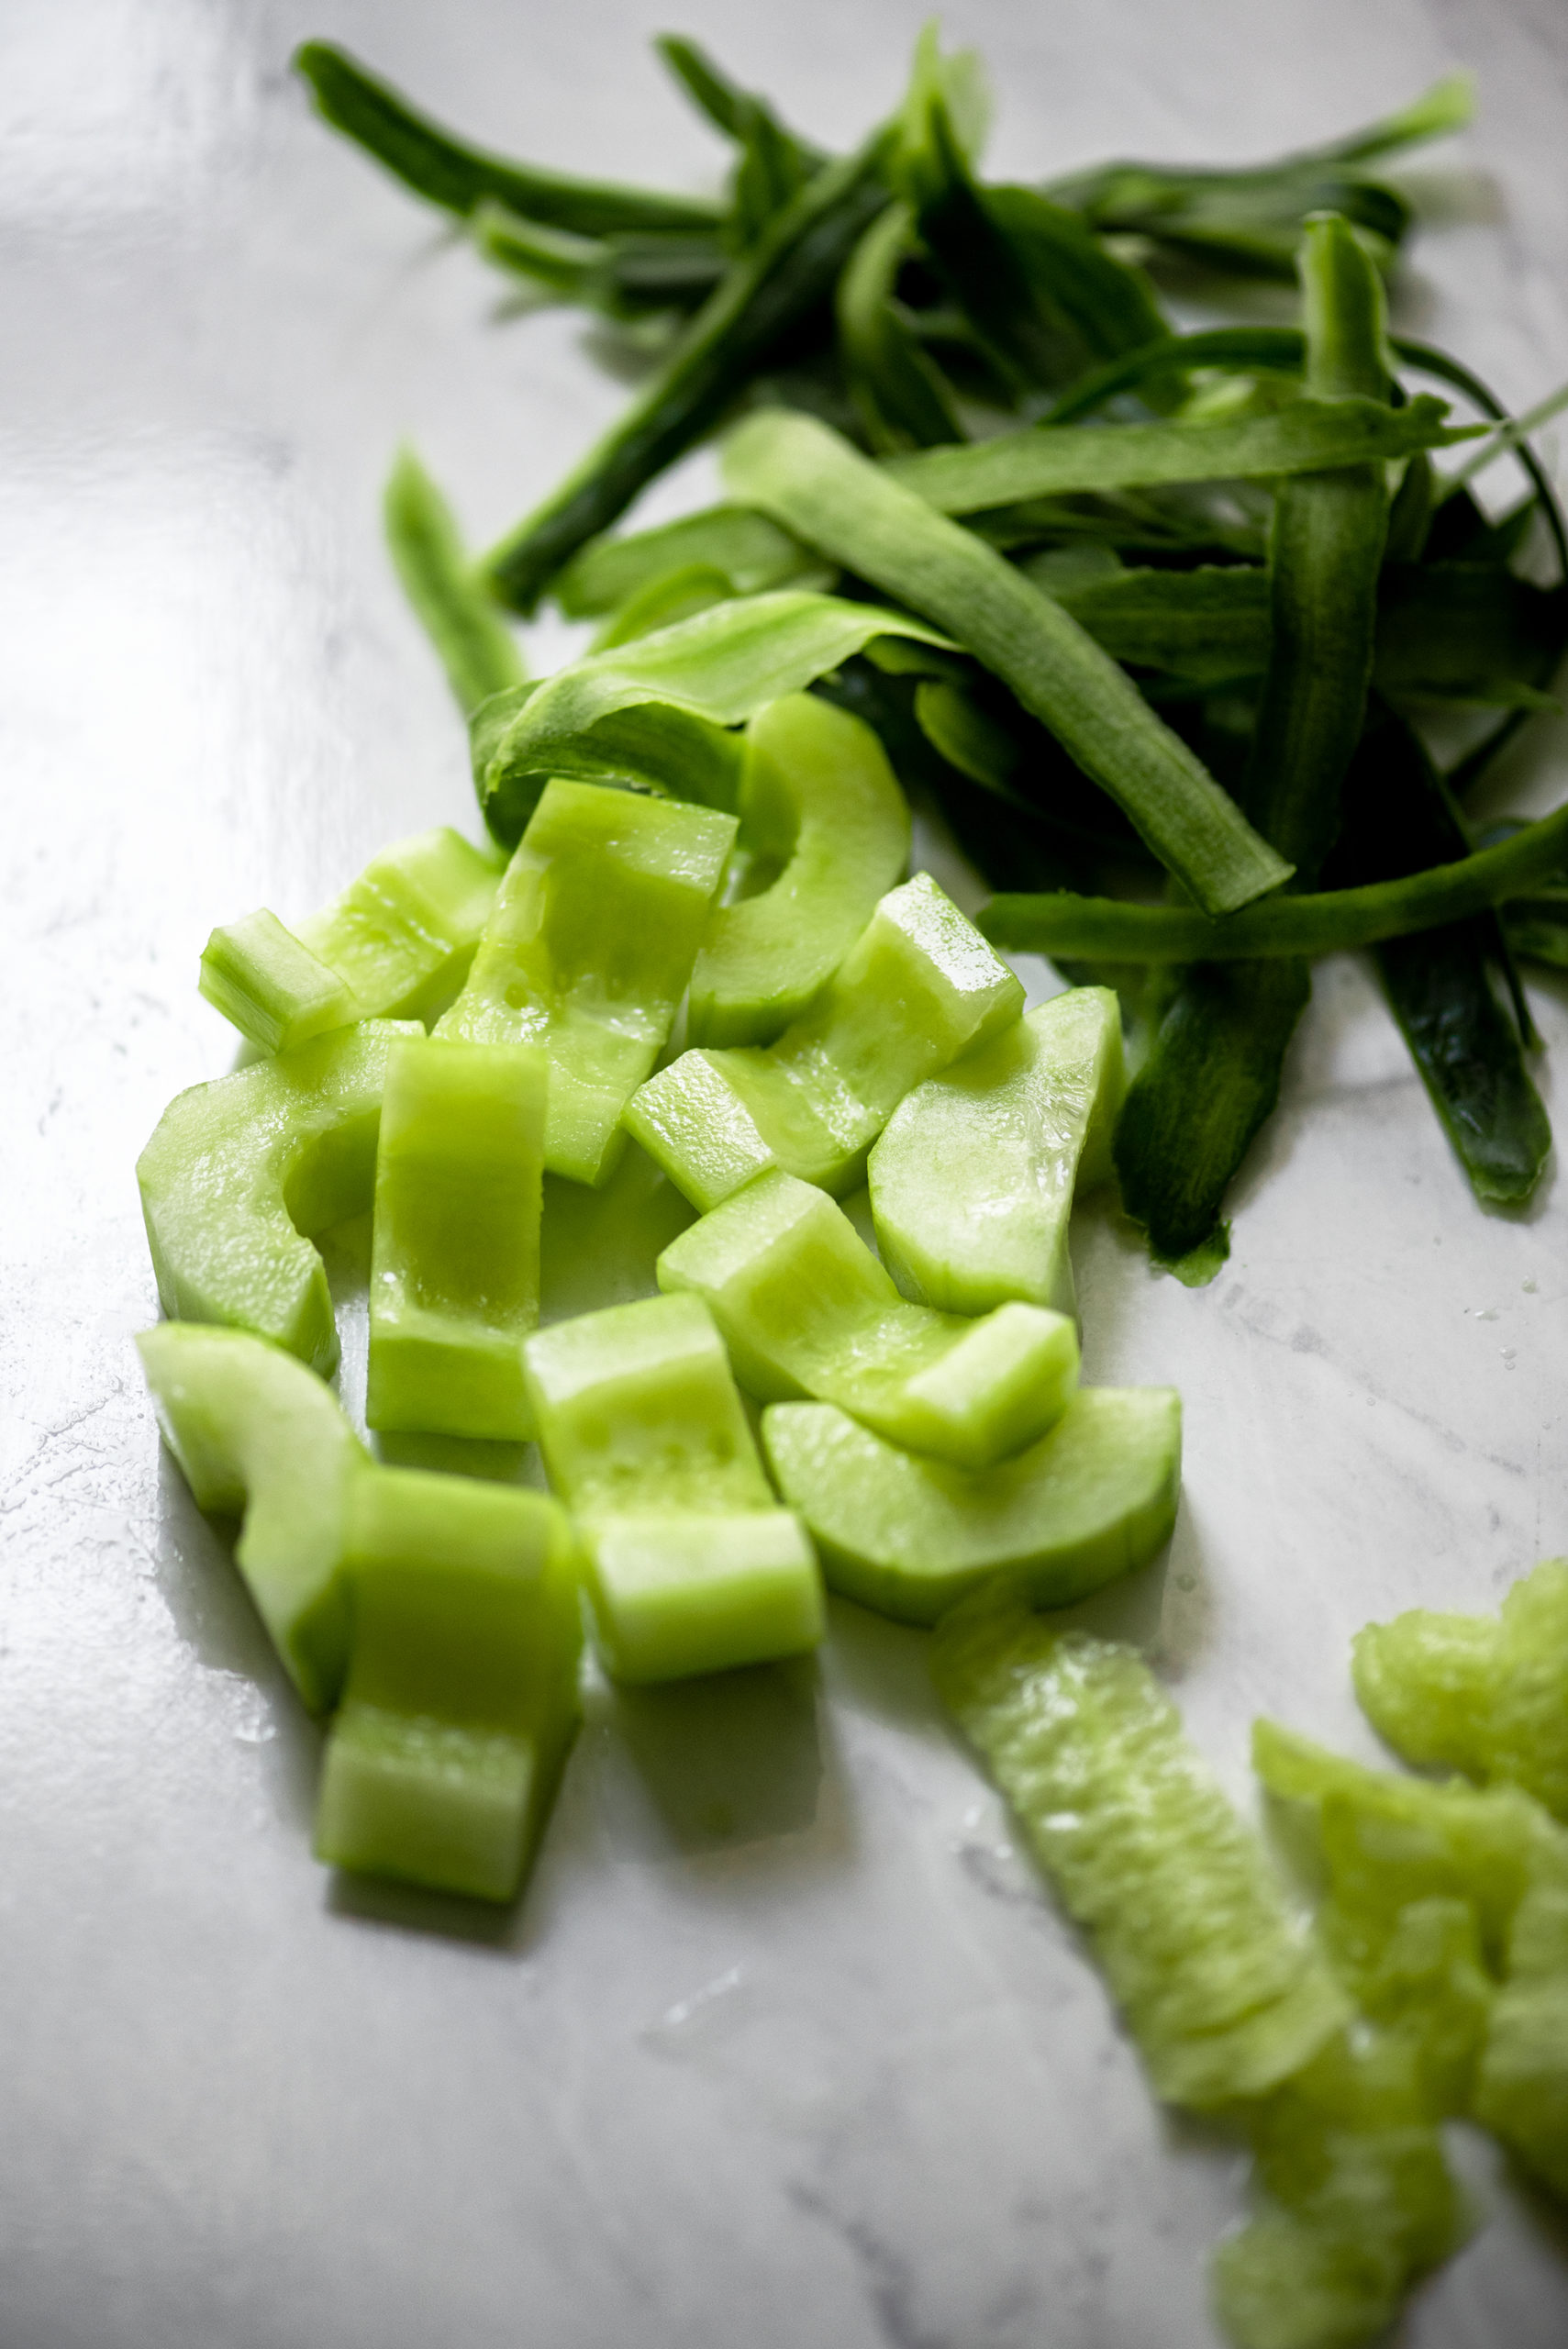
[868,985,1125,1316]
[626,870,1024,1208]
[136,1322,366,1712]
[658,1168,1078,1469]
[523,1291,822,1683]
[762,1386,1180,1624]
[688,693,910,1048]
[200,828,502,1052]
[137,1019,421,1375]
[368,1037,547,1440]
[439,779,736,1185]
[315,1467,581,1903]
[935,1592,1349,2108]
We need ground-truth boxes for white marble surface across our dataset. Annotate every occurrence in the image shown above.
[4,2,1568,2343]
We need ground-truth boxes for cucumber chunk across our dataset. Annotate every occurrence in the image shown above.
[136,1322,367,1712]
[868,985,1125,1316]
[626,870,1025,1209]
[137,1019,422,1375]
[1352,1557,1568,1820]
[659,1168,1079,1468]
[762,1386,1180,1624]
[936,1592,1350,2108]
[314,1467,581,1903]
[439,778,736,1185]
[688,693,910,1048]
[523,1291,822,1682]
[367,1036,547,1440]
[200,828,502,1051]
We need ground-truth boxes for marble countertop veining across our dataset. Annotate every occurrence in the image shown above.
[3,2,1567,2343]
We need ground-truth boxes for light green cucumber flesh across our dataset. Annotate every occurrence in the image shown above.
[624,869,1025,1208]
[523,1290,823,1682]
[135,1322,366,1713]
[199,908,361,1055]
[313,1465,582,1902]
[869,985,1126,1316]
[439,778,736,1185]
[762,1386,1181,1625]
[687,692,910,1048]
[368,1035,547,1441]
[935,1595,1349,2109]
[658,1167,1079,1470]
[136,1019,422,1375]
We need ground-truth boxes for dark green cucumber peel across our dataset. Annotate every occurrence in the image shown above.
[1110,216,1389,1278]
[486,138,894,612]
[1332,711,1550,1207]
[294,42,722,236]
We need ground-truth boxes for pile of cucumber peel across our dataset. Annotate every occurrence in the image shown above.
[122,30,1568,2349]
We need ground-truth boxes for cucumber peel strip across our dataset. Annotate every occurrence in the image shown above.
[884,395,1473,515]
[469,588,953,845]
[723,409,1292,915]
[982,797,1568,962]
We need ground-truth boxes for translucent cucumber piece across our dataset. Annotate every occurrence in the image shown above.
[1352,1557,1568,1819]
[1473,1865,1568,2199]
[137,1019,421,1375]
[934,1593,1348,2108]
[868,985,1125,1316]
[762,1386,1180,1625]
[1213,2031,1469,2349]
[199,829,502,1051]
[367,1037,546,1441]
[658,1168,1079,1469]
[439,779,736,1185]
[523,1292,822,1682]
[314,1467,581,1902]
[624,870,1024,1209]
[1252,1720,1550,1964]
[199,910,361,1056]
[136,1322,367,1712]
[687,693,910,1048]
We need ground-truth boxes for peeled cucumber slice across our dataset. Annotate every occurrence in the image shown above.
[625,869,1024,1209]
[200,828,502,1051]
[439,778,736,1185]
[868,985,1125,1317]
[136,1322,366,1712]
[687,693,910,1048]
[367,1036,546,1440]
[658,1168,1080,1469]
[523,1291,822,1683]
[762,1386,1180,1624]
[314,1466,581,1903]
[935,1590,1350,2109]
[137,1018,421,1375]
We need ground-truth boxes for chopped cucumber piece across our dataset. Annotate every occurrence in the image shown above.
[523,1291,822,1682]
[659,1168,1079,1468]
[1214,2031,1469,2349]
[315,1466,581,1902]
[868,985,1125,1317]
[367,1037,546,1440]
[199,909,361,1056]
[199,829,503,1052]
[1352,1557,1568,1819]
[439,778,736,1185]
[625,870,1024,1208]
[935,1592,1349,2107]
[688,693,910,1048]
[1473,1864,1568,2199]
[137,1019,421,1375]
[136,1323,367,1712]
[762,1386,1180,1624]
